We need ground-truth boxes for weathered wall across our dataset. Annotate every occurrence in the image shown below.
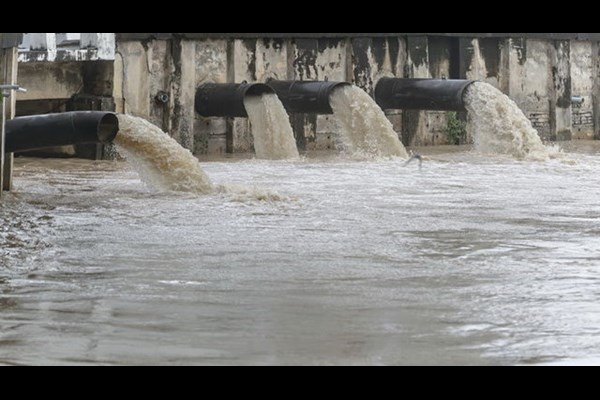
[94,35,600,154]
[505,39,554,140]
[116,35,597,155]
[231,39,288,152]
[570,41,594,139]
[594,42,600,140]
[195,39,228,154]
[292,38,349,150]
[459,37,596,142]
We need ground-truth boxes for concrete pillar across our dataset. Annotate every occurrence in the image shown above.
[314,38,347,150]
[426,36,454,145]
[351,37,375,95]
[169,39,195,152]
[1,46,18,195]
[378,37,406,137]
[464,38,486,81]
[498,39,511,95]
[193,39,228,154]
[146,40,173,133]
[549,40,572,141]
[117,41,151,118]
[290,38,319,152]
[402,35,430,147]
[229,38,257,154]
[593,42,600,140]
[569,41,594,140]
[507,38,554,141]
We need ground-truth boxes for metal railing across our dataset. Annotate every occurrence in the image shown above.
[18,33,115,62]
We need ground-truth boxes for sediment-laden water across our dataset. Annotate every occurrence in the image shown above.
[329,85,409,159]
[464,81,561,160]
[2,143,600,365]
[114,114,213,194]
[243,93,299,160]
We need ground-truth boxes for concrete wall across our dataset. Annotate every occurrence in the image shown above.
[11,33,600,156]
[113,35,600,155]
[570,41,594,139]
[18,62,83,101]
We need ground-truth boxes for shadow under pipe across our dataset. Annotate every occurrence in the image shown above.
[374,78,477,112]
[5,111,119,153]
[266,80,351,114]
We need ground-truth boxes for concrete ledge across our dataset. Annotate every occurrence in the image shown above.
[116,33,600,41]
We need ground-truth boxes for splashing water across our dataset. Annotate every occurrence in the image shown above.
[329,85,408,159]
[114,114,213,194]
[463,81,560,160]
[243,93,300,160]
[114,114,287,201]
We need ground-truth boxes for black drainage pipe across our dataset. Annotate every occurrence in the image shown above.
[266,80,351,114]
[374,78,477,112]
[5,111,119,153]
[195,82,275,118]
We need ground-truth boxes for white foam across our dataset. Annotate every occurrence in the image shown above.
[464,82,561,161]
[215,183,292,203]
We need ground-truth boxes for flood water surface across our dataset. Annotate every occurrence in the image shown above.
[1,143,600,365]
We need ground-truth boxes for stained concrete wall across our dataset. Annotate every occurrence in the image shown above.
[18,62,83,101]
[594,43,600,141]
[114,35,598,155]
[16,34,594,156]
[112,36,449,153]
[570,41,594,139]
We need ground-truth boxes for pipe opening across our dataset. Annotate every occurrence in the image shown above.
[5,111,119,154]
[195,82,275,118]
[97,113,120,143]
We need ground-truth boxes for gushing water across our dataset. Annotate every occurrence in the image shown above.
[464,81,560,160]
[243,93,300,160]
[114,114,213,194]
[6,144,600,365]
[114,114,285,201]
[329,85,408,159]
